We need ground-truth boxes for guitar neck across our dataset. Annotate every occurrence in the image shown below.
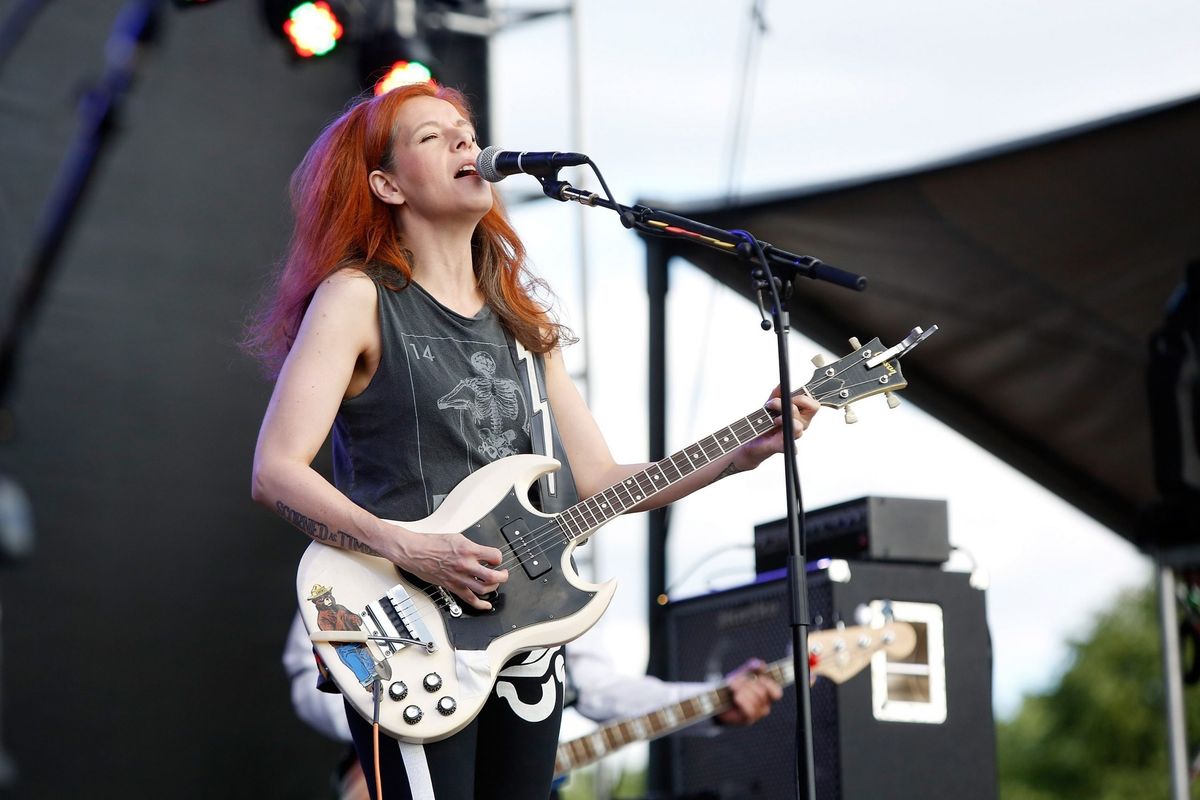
[555,658,794,775]
[553,328,929,542]
[555,404,783,541]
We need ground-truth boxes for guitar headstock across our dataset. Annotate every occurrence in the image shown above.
[803,326,938,422]
[809,621,918,685]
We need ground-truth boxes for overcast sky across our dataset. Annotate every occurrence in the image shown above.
[479,0,1200,751]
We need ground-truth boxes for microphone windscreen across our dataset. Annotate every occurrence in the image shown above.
[475,145,505,183]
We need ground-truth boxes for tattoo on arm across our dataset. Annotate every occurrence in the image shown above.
[275,501,381,557]
[713,461,745,483]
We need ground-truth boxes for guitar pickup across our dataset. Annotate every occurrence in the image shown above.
[500,517,552,580]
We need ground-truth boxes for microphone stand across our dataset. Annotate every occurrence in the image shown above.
[533,169,866,800]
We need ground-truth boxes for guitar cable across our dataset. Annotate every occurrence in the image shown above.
[371,678,384,800]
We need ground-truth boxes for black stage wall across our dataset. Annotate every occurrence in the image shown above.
[0,3,367,796]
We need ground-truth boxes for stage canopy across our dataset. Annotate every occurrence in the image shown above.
[641,93,1200,547]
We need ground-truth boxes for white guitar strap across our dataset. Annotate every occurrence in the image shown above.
[397,741,436,800]
[505,333,579,514]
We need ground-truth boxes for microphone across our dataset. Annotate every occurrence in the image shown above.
[475,146,589,183]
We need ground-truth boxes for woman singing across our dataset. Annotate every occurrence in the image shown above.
[247,82,817,800]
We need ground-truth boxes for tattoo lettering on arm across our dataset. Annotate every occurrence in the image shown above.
[275,501,381,557]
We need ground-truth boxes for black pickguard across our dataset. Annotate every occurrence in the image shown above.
[398,488,594,652]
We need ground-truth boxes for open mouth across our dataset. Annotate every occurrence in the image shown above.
[454,165,479,179]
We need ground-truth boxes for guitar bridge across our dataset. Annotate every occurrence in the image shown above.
[362,585,438,657]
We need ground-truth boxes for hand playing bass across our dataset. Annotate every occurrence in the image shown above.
[717,658,785,726]
[732,388,820,470]
[392,530,508,611]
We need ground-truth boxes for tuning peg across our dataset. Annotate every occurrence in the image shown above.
[811,353,827,368]
[848,336,862,350]
[843,405,858,424]
[885,391,901,409]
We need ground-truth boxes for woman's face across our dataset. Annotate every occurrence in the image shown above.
[371,95,493,224]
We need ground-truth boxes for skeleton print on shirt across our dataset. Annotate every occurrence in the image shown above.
[437,350,530,461]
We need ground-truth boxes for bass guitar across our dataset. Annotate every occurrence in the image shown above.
[554,621,917,777]
[298,326,937,743]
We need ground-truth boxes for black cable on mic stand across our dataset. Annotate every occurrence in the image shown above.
[732,229,816,800]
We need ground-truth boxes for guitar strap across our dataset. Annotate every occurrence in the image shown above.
[504,333,580,516]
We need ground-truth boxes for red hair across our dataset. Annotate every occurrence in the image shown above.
[244,83,571,376]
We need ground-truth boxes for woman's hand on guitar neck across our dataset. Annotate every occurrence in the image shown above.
[733,388,820,471]
[391,529,509,611]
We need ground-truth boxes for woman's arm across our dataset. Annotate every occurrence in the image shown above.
[542,348,819,509]
[250,270,507,610]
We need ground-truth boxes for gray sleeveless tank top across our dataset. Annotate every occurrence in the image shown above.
[332,279,577,522]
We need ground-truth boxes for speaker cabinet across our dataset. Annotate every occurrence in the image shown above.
[661,562,997,799]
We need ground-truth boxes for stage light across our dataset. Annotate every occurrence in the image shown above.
[282,1,344,58]
[358,29,439,94]
[373,60,436,95]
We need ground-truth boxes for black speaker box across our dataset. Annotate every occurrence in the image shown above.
[661,561,996,799]
[754,496,951,572]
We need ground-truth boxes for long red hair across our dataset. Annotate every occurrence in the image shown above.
[244,83,571,376]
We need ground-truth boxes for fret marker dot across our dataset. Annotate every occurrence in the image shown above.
[653,475,660,481]
[601,502,608,508]
[636,495,643,500]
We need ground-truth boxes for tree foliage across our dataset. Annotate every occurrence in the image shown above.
[998,583,1200,800]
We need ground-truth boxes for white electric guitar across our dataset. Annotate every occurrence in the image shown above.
[297,326,938,743]
[554,621,917,777]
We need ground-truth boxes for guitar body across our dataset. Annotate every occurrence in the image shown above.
[296,454,616,743]
[294,326,938,745]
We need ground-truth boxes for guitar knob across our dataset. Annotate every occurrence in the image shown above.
[848,336,862,350]
[811,354,827,368]
[436,696,458,716]
[885,391,901,409]
[843,406,858,424]
[388,681,408,701]
[403,705,424,725]
[423,673,443,693]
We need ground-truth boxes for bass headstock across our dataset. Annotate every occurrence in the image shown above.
[803,326,938,423]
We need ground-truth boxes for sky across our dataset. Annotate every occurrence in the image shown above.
[475,0,1200,753]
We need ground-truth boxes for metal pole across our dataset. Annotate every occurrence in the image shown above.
[1157,561,1189,800]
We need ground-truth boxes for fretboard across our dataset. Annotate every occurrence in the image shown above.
[555,406,779,541]
[555,657,794,776]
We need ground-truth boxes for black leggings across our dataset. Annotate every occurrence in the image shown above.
[345,647,565,800]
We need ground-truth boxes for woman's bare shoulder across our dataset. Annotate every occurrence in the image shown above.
[309,268,377,314]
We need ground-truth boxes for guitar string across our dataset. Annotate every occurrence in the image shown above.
[366,365,884,640]
[370,414,774,629]
[368,370,880,633]
[483,362,877,572]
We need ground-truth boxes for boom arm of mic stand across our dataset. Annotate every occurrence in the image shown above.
[545,181,868,293]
